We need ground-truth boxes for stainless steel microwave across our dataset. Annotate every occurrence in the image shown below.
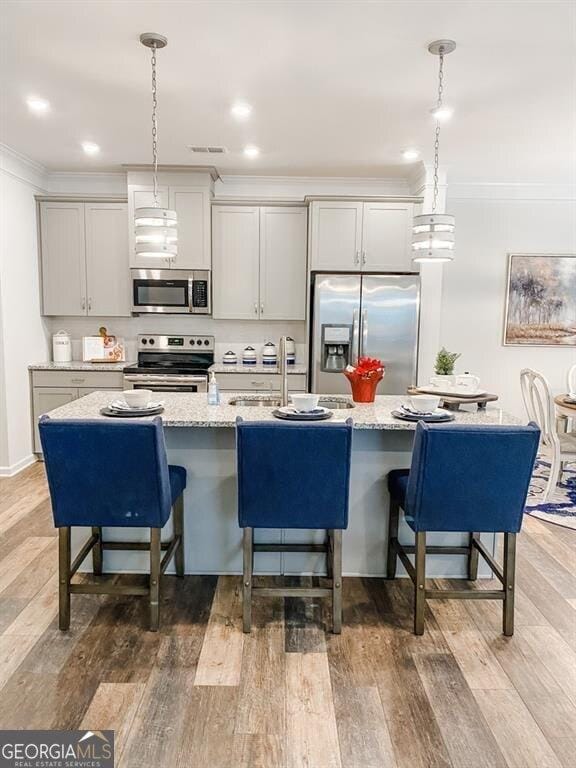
[131,269,211,314]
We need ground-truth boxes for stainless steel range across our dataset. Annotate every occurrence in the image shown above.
[123,334,214,393]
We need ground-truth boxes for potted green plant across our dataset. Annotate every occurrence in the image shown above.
[431,347,461,387]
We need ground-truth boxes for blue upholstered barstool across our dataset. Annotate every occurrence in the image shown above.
[236,418,353,633]
[387,421,539,636]
[39,416,186,631]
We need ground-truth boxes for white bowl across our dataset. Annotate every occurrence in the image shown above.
[122,389,153,409]
[290,393,320,412]
[409,394,440,413]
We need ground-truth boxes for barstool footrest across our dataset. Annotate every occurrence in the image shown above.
[253,586,332,598]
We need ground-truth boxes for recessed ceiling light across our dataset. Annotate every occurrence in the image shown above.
[243,145,260,158]
[402,149,420,161]
[81,141,100,155]
[27,97,50,114]
[231,102,252,119]
[430,105,454,121]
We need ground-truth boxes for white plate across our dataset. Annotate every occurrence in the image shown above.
[278,405,330,416]
[109,400,163,412]
[401,405,446,417]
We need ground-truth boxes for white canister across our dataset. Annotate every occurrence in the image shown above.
[52,330,72,363]
[262,342,278,366]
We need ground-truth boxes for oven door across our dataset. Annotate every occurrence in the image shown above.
[123,375,208,393]
[131,269,193,314]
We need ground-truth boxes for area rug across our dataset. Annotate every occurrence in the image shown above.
[525,458,576,530]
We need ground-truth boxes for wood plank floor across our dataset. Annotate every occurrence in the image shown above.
[1,463,575,768]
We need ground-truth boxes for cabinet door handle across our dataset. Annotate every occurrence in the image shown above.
[354,250,360,265]
[81,297,86,310]
[71,378,86,384]
[254,302,258,315]
[88,298,92,311]
[260,303,264,314]
[362,250,367,265]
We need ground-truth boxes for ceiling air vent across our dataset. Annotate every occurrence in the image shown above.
[187,146,228,154]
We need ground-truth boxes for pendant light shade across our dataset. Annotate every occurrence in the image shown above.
[135,33,177,260]
[412,213,455,263]
[412,40,456,265]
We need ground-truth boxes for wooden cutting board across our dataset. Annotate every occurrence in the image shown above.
[407,387,499,411]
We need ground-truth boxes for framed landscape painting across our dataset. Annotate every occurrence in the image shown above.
[504,254,576,346]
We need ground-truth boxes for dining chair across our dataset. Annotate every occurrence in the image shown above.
[520,368,576,500]
[236,417,353,633]
[39,416,186,631]
[387,421,540,636]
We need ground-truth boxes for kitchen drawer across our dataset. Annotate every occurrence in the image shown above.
[32,370,124,388]
[217,373,307,392]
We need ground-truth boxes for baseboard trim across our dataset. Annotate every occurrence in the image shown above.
[0,454,37,477]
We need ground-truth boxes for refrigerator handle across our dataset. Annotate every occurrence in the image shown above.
[352,308,360,365]
[360,308,368,358]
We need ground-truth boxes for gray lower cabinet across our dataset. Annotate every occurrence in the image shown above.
[31,370,124,453]
[216,372,307,392]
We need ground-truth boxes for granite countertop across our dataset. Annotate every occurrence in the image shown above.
[29,361,133,372]
[43,391,521,431]
[209,363,307,375]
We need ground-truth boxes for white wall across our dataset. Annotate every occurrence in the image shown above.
[0,149,50,474]
[440,192,576,418]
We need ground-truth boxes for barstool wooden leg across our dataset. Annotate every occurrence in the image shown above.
[149,528,161,631]
[468,532,479,581]
[387,500,400,579]
[91,526,103,576]
[173,495,185,578]
[326,530,333,579]
[414,531,426,635]
[58,527,71,631]
[503,532,517,637]
[243,527,253,633]
[332,529,343,634]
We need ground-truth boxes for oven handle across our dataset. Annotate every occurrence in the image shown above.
[123,375,208,383]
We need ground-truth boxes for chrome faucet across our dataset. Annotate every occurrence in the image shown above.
[279,336,289,407]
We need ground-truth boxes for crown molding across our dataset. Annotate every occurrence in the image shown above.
[0,143,48,191]
[215,174,411,201]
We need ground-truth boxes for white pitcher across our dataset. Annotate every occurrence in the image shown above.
[455,373,480,393]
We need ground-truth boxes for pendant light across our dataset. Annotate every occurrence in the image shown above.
[134,33,177,259]
[412,40,456,264]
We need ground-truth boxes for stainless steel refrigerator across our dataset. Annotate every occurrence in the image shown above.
[310,273,420,395]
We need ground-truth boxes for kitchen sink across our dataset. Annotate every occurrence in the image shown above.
[228,397,354,410]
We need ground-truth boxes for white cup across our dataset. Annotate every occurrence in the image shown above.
[409,394,440,413]
[290,393,320,412]
[123,389,153,408]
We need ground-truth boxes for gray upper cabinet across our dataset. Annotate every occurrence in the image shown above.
[128,182,211,270]
[212,205,307,321]
[309,200,414,272]
[85,203,130,316]
[39,201,130,317]
[40,202,87,315]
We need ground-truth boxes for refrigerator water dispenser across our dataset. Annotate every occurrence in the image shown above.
[321,325,351,372]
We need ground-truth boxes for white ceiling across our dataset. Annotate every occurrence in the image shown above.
[0,0,574,183]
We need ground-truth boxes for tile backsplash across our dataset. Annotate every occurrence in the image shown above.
[46,317,308,365]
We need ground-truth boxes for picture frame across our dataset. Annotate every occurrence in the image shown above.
[503,253,576,347]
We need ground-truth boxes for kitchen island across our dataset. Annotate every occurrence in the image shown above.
[45,391,522,578]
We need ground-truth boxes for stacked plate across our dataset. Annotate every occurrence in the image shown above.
[392,404,454,423]
[272,405,333,421]
[101,399,165,418]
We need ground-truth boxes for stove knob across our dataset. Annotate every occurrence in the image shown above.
[149,338,155,345]
[204,339,210,346]
[189,339,195,346]
[141,338,148,345]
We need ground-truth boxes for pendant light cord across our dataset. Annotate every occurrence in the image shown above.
[150,44,159,207]
[432,50,444,213]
